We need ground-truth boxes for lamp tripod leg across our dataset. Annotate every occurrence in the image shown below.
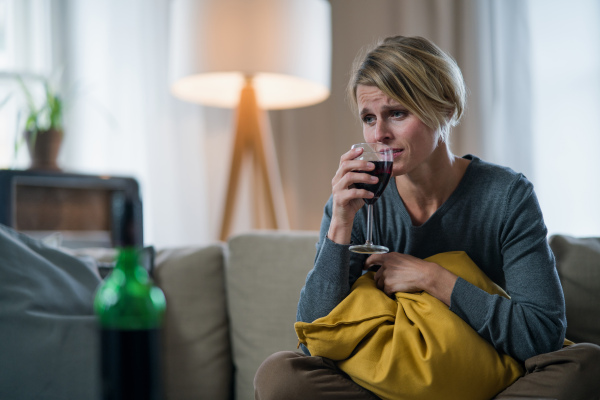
[219,105,248,241]
[219,79,288,241]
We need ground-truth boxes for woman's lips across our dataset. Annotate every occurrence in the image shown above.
[392,149,404,158]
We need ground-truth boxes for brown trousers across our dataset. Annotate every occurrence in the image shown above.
[254,343,600,400]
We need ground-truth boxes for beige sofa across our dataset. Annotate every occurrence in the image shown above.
[1,225,598,399]
[151,230,600,400]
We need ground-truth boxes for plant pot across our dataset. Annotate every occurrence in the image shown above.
[25,128,63,171]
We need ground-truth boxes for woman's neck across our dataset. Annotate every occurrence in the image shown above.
[395,143,469,226]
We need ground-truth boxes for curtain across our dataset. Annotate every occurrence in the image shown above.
[528,0,600,236]
[474,0,533,178]
[55,0,212,248]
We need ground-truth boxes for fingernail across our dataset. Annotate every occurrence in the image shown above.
[370,176,378,182]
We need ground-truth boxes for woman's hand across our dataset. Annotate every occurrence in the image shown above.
[364,252,458,307]
[327,147,379,244]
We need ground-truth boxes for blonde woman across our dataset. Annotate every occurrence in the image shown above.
[255,36,600,400]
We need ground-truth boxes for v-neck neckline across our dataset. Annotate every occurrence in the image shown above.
[389,154,478,229]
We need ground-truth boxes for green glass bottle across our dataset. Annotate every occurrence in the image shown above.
[94,197,166,400]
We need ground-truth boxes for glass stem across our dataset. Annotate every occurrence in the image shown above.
[365,203,374,246]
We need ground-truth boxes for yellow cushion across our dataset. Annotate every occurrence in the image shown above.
[295,251,524,400]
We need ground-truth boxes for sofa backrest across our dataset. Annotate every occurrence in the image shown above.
[549,234,600,346]
[155,243,233,400]
[225,230,318,400]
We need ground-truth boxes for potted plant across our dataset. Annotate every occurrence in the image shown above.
[17,75,64,171]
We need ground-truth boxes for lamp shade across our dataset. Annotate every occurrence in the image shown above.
[169,0,331,110]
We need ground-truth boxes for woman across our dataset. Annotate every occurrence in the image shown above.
[254,36,600,400]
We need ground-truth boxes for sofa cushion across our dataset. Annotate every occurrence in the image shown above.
[0,224,102,400]
[226,230,318,400]
[154,244,232,400]
[549,234,600,345]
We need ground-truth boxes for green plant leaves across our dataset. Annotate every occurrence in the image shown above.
[16,75,63,135]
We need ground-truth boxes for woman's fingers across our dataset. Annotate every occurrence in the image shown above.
[332,147,375,187]
[365,253,428,295]
[331,147,361,186]
[328,145,384,237]
[333,163,377,201]
[330,147,378,219]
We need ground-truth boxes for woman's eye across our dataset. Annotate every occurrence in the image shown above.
[392,110,406,118]
[362,115,375,124]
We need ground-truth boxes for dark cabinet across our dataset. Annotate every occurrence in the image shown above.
[0,170,143,248]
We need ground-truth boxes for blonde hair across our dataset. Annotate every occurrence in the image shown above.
[348,36,466,142]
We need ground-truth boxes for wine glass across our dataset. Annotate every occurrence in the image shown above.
[349,143,393,254]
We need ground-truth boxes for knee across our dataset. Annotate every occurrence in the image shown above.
[555,342,600,390]
[571,343,600,373]
[569,343,600,397]
[254,351,301,400]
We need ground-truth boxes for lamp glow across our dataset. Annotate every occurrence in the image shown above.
[170,72,330,110]
[169,0,331,240]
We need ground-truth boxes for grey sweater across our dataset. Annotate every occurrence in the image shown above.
[297,155,566,362]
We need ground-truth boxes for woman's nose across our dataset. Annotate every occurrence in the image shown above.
[374,121,392,142]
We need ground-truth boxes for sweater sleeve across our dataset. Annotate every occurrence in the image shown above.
[296,197,366,321]
[296,198,370,355]
[450,175,567,362]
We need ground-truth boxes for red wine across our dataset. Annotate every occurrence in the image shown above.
[354,160,392,204]
[100,328,163,400]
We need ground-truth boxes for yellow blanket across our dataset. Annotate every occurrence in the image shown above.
[294,251,525,400]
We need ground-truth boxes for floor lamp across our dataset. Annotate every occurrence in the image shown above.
[169,0,331,241]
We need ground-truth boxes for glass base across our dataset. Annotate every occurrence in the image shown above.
[349,243,389,254]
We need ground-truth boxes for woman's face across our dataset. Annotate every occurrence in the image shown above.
[356,84,440,177]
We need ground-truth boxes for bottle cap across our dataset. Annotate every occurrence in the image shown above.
[111,192,141,247]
